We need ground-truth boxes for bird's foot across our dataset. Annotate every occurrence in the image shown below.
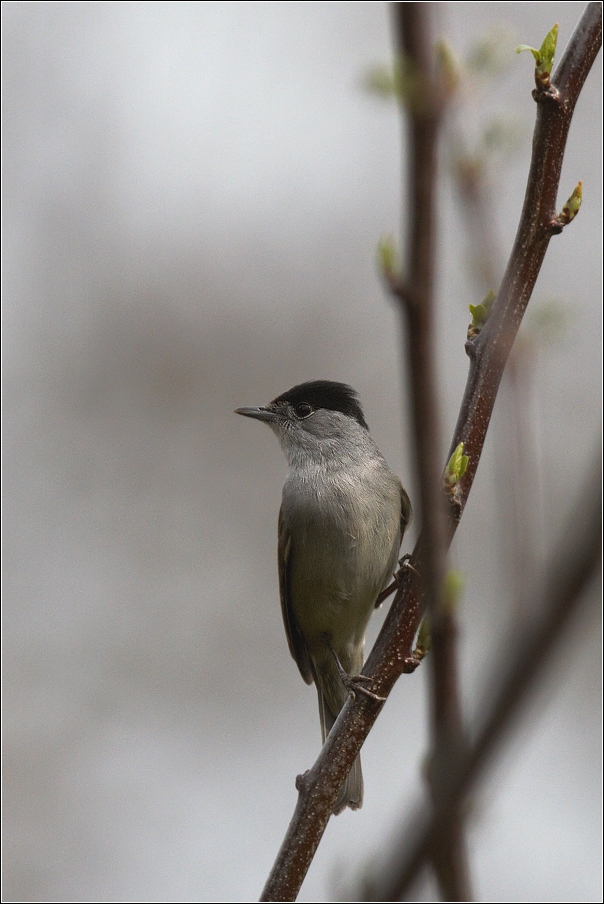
[343,673,386,703]
[375,555,420,608]
[399,553,419,577]
[323,633,386,702]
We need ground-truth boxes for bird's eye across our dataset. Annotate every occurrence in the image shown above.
[295,403,313,419]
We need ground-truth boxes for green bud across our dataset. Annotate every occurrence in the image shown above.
[469,303,487,328]
[516,23,558,84]
[377,235,399,278]
[435,40,460,95]
[515,45,540,62]
[364,65,398,99]
[562,181,582,222]
[414,616,431,661]
[445,443,469,487]
[468,289,496,333]
[443,570,465,613]
[538,22,559,75]
[364,57,417,107]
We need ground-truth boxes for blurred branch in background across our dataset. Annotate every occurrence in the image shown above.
[389,4,470,899]
[260,4,601,901]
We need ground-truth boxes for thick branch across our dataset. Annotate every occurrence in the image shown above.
[259,6,601,901]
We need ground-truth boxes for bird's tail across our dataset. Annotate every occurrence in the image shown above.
[318,689,363,814]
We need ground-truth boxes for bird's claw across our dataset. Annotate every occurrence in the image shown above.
[323,633,386,702]
[399,553,419,577]
[344,674,386,703]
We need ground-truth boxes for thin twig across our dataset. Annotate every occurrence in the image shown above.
[258,5,601,901]
[450,55,540,629]
[449,1,602,497]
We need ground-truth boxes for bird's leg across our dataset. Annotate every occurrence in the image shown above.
[323,634,386,703]
[374,554,420,608]
[374,579,397,608]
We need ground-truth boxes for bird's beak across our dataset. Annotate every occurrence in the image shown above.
[234,406,278,424]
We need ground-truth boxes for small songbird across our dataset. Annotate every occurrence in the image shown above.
[236,381,411,813]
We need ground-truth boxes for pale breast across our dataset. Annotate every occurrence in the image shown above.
[282,462,401,647]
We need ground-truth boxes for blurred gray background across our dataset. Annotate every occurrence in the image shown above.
[3,3,601,902]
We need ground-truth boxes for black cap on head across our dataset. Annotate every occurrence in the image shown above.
[271,381,368,430]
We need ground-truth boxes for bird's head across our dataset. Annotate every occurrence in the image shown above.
[235,380,369,465]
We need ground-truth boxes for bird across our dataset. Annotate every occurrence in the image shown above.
[236,380,411,813]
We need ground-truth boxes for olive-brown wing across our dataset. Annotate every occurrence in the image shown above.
[277,507,313,684]
[400,484,412,540]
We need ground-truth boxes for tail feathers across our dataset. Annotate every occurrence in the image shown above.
[317,689,364,814]
[333,753,363,814]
